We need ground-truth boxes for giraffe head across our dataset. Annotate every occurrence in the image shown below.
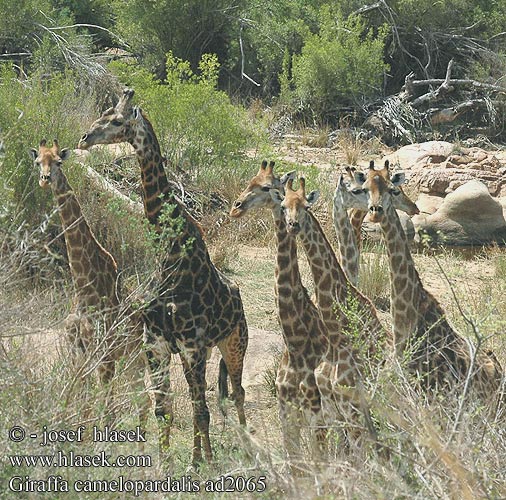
[230,160,295,218]
[29,139,71,188]
[358,161,407,223]
[334,165,368,209]
[78,88,140,149]
[275,177,319,235]
[378,160,418,216]
[335,161,418,215]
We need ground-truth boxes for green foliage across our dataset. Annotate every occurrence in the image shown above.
[0,0,101,75]
[238,0,323,96]
[0,65,97,227]
[286,10,389,119]
[51,0,115,48]
[0,0,52,55]
[109,52,267,194]
[372,0,506,90]
[112,0,240,78]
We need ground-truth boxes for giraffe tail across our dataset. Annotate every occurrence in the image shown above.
[218,358,229,402]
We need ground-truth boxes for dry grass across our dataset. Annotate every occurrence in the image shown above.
[2,130,506,498]
[2,216,506,499]
[298,125,331,148]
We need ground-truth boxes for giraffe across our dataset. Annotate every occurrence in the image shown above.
[333,161,419,285]
[280,175,388,366]
[29,139,140,385]
[230,160,328,463]
[78,89,248,466]
[344,161,503,399]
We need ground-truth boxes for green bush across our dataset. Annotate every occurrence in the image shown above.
[286,10,388,120]
[111,0,239,78]
[0,65,98,227]
[109,52,268,195]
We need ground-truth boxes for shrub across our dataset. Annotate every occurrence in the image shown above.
[286,10,389,120]
[0,65,98,228]
[109,52,269,197]
[111,0,238,78]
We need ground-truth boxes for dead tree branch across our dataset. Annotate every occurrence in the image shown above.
[410,59,455,107]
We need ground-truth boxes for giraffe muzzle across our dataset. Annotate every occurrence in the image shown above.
[229,200,244,218]
[287,221,300,234]
[78,134,89,149]
[368,205,383,222]
[39,174,51,187]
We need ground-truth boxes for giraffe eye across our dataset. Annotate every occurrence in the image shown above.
[260,186,271,192]
[391,189,401,196]
[351,188,363,195]
[111,120,123,127]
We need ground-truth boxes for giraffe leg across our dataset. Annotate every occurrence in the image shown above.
[217,322,247,426]
[64,312,87,360]
[276,352,302,468]
[181,352,212,465]
[143,329,173,456]
[180,356,202,464]
[330,356,375,448]
[299,370,327,461]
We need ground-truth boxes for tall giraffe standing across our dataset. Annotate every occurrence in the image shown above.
[29,139,140,384]
[346,162,503,397]
[333,162,419,285]
[280,176,388,364]
[78,89,248,465]
[230,161,328,463]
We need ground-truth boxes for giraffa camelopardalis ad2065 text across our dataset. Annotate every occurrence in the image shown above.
[231,161,332,463]
[78,89,248,465]
[29,139,141,385]
[346,161,503,399]
[333,162,419,285]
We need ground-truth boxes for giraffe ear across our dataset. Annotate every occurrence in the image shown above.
[269,189,284,204]
[355,172,366,184]
[306,190,319,206]
[29,148,38,161]
[279,170,296,186]
[390,172,406,186]
[60,148,71,161]
[132,106,142,122]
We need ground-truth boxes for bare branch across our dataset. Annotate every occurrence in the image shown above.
[410,59,455,107]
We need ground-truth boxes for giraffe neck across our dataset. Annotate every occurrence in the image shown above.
[349,209,366,249]
[273,207,305,303]
[333,194,361,285]
[129,113,205,274]
[51,170,117,300]
[272,207,317,340]
[380,203,423,354]
[301,212,352,317]
[129,114,174,228]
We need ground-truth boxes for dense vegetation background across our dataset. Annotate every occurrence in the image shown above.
[1,0,505,230]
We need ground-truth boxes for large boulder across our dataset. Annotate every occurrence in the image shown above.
[383,141,455,170]
[414,180,506,245]
[362,211,416,242]
[380,142,506,198]
[415,193,444,215]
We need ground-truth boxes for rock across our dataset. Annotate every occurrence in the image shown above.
[406,145,506,197]
[415,193,444,215]
[414,180,506,245]
[383,141,455,170]
[363,210,416,242]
